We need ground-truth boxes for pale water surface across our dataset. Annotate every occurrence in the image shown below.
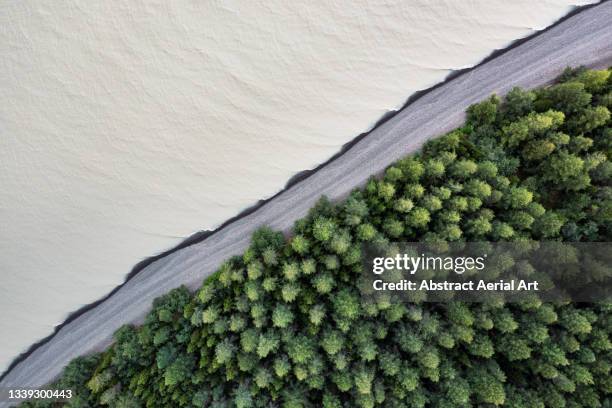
[0,0,595,371]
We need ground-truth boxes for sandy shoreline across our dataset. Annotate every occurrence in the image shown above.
[1,0,612,397]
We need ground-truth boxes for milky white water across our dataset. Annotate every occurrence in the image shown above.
[0,0,597,372]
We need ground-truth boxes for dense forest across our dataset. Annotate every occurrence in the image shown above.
[21,67,612,407]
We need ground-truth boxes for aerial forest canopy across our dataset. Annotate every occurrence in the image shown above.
[21,67,612,407]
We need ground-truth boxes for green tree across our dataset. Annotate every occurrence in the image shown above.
[272,304,294,328]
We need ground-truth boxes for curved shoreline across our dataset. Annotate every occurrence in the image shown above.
[2,0,611,391]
